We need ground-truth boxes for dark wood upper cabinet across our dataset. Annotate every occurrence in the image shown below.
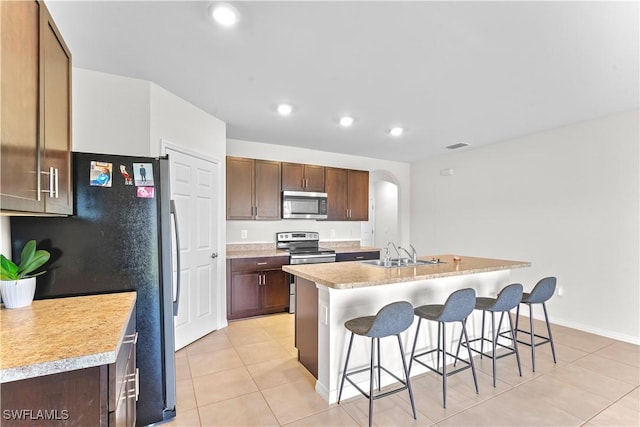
[0,0,72,215]
[226,156,281,220]
[325,167,369,221]
[282,162,325,192]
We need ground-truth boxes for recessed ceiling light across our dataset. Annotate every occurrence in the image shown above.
[339,116,354,127]
[389,127,404,137]
[210,3,239,27]
[277,104,293,115]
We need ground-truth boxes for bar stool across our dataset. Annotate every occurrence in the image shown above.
[459,283,523,387]
[409,288,478,408]
[337,301,416,427]
[510,277,557,372]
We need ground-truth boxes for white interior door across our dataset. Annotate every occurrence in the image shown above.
[166,146,220,350]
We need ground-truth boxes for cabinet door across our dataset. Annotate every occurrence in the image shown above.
[254,160,281,219]
[281,162,305,191]
[229,272,261,317]
[303,164,325,192]
[347,169,369,220]
[41,6,72,214]
[0,0,43,212]
[226,157,255,219]
[325,167,348,220]
[262,270,289,312]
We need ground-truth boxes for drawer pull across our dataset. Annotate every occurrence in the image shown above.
[355,256,364,259]
[123,332,138,344]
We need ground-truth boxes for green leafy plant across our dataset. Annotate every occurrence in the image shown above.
[0,240,50,280]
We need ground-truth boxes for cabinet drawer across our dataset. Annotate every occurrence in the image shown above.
[336,251,380,262]
[109,304,136,412]
[231,256,289,272]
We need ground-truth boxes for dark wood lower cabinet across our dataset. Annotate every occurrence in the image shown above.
[227,256,290,320]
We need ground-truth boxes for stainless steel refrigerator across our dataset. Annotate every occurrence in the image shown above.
[10,151,179,426]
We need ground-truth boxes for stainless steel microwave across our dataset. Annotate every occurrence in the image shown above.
[282,191,328,219]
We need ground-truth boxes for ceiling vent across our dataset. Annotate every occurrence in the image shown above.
[446,142,469,150]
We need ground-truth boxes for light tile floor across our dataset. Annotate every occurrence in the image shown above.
[166,314,639,426]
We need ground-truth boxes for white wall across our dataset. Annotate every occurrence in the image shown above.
[374,181,398,248]
[72,68,228,329]
[226,139,411,246]
[73,69,150,156]
[410,110,640,343]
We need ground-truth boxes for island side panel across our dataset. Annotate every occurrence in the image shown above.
[317,270,511,404]
[295,276,319,378]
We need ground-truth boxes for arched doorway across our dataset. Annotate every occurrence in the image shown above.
[366,170,400,249]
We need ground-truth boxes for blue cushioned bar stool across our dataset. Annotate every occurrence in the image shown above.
[459,283,523,387]
[508,277,557,372]
[409,288,479,408]
[337,301,417,427]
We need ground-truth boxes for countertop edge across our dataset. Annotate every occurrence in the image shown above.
[0,351,115,384]
[283,256,531,289]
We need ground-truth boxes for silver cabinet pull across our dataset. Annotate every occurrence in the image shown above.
[123,332,138,344]
[41,167,54,198]
[256,262,268,266]
[53,168,59,198]
[211,252,218,259]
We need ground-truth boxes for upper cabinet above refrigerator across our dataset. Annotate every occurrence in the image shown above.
[0,0,72,215]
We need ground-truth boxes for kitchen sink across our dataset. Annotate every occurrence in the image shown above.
[361,258,446,268]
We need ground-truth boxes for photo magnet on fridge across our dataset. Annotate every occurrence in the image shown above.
[137,187,155,199]
[119,165,134,185]
[133,162,154,186]
[89,161,113,187]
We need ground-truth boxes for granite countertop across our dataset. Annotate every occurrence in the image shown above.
[283,254,530,289]
[0,292,136,383]
[226,242,380,259]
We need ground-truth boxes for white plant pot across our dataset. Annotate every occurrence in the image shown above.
[1,277,37,309]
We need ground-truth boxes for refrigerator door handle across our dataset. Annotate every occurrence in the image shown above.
[170,199,181,316]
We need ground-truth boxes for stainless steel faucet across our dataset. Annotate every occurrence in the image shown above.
[398,244,418,263]
[387,242,401,259]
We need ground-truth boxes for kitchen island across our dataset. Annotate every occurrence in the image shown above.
[283,254,530,403]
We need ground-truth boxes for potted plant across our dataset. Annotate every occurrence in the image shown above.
[0,240,50,308]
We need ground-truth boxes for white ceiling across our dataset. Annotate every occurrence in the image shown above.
[46,1,639,162]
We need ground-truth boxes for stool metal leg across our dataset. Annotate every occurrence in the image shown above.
[408,318,422,374]
[441,322,447,408]
[397,335,417,419]
[337,332,355,404]
[543,302,557,364]
[461,320,479,394]
[491,312,497,387]
[507,311,522,377]
[528,303,536,372]
[480,311,486,359]
[377,338,382,391]
[369,338,375,427]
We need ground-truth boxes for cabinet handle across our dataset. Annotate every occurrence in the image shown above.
[53,168,59,198]
[123,332,138,344]
[355,256,364,259]
[41,167,55,198]
[256,262,268,266]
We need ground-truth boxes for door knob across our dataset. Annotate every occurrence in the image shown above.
[211,252,218,259]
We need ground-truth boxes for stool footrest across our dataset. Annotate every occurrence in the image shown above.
[500,329,551,348]
[343,365,409,401]
[412,348,473,378]
[463,337,517,360]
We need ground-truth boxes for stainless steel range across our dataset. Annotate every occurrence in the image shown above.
[276,232,336,312]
